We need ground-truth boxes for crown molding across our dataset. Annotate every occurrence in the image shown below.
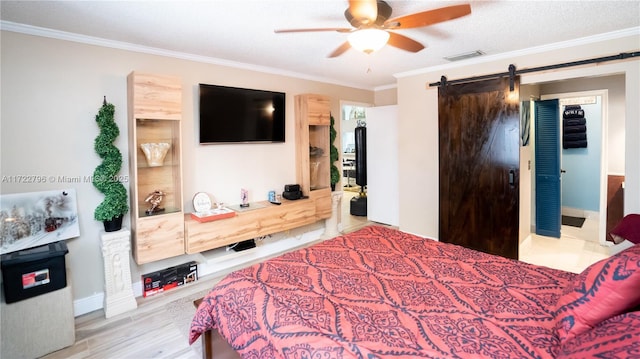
[7,20,634,92]
[0,20,376,91]
[394,27,640,79]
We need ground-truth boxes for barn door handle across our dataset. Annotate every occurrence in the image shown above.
[509,169,516,187]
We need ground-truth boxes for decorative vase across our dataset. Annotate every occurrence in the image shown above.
[310,161,320,189]
[103,215,123,232]
[140,143,170,167]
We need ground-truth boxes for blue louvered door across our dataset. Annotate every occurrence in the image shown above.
[535,99,561,238]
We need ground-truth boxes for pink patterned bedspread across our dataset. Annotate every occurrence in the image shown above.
[189,226,635,358]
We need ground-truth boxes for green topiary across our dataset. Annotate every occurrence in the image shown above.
[329,113,340,188]
[93,97,129,222]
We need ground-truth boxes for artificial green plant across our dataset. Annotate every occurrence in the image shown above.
[329,113,340,189]
[93,97,129,222]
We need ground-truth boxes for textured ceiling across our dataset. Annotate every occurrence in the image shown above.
[1,0,639,89]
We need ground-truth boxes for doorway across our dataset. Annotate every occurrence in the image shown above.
[532,90,609,245]
[339,101,371,233]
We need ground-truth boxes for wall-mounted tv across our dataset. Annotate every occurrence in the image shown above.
[199,83,285,144]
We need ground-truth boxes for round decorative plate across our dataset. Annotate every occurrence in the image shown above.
[192,192,212,212]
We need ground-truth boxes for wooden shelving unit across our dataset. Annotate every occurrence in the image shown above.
[182,94,333,255]
[127,72,184,264]
[295,94,332,219]
[184,199,317,254]
[126,83,334,262]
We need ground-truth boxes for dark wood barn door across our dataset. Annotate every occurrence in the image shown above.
[438,77,520,259]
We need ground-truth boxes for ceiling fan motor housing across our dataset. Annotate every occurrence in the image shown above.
[345,0,393,28]
[275,1,472,57]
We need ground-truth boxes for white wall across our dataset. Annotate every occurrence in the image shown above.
[0,31,373,313]
[395,29,640,239]
[374,86,397,106]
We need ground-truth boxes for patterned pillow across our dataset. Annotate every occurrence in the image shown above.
[610,214,640,244]
[556,311,640,358]
[554,244,640,343]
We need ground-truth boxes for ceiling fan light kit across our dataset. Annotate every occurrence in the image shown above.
[348,29,390,54]
[275,0,472,57]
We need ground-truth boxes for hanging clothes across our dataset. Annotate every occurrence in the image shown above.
[562,105,587,149]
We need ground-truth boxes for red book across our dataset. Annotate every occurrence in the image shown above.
[190,208,236,223]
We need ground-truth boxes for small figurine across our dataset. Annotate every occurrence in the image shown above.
[240,188,249,208]
[145,190,166,215]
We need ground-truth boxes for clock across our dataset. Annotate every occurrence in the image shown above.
[192,192,212,213]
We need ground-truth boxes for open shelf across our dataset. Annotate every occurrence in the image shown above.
[295,94,332,218]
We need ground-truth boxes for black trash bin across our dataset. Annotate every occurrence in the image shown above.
[1,241,69,304]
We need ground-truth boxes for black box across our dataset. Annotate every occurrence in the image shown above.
[142,261,198,297]
[284,184,300,192]
[1,241,69,304]
[229,238,256,252]
[282,190,302,200]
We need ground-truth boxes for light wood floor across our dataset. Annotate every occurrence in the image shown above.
[41,203,373,359]
[41,207,608,359]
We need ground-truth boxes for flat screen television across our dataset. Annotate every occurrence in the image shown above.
[199,83,285,144]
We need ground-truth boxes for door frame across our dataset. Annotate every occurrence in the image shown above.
[540,89,609,245]
[338,100,372,232]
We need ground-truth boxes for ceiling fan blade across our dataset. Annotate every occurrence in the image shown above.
[275,27,352,33]
[384,4,471,29]
[348,0,378,26]
[386,32,425,53]
[328,42,352,58]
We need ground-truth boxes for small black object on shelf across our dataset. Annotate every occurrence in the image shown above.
[228,239,256,252]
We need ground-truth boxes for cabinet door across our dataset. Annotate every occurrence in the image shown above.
[133,118,183,217]
[310,188,332,219]
[306,95,330,125]
[134,213,184,264]
[130,72,181,120]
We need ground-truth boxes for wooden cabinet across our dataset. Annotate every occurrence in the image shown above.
[295,94,332,220]
[185,199,317,254]
[127,72,184,264]
[126,88,334,261]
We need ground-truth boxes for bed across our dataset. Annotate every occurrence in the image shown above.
[190,225,640,358]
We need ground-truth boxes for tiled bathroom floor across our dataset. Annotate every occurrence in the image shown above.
[519,216,611,274]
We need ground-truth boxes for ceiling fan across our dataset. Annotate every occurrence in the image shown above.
[274,0,471,57]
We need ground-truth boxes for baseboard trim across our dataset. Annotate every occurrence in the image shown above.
[72,228,324,317]
[73,292,103,317]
